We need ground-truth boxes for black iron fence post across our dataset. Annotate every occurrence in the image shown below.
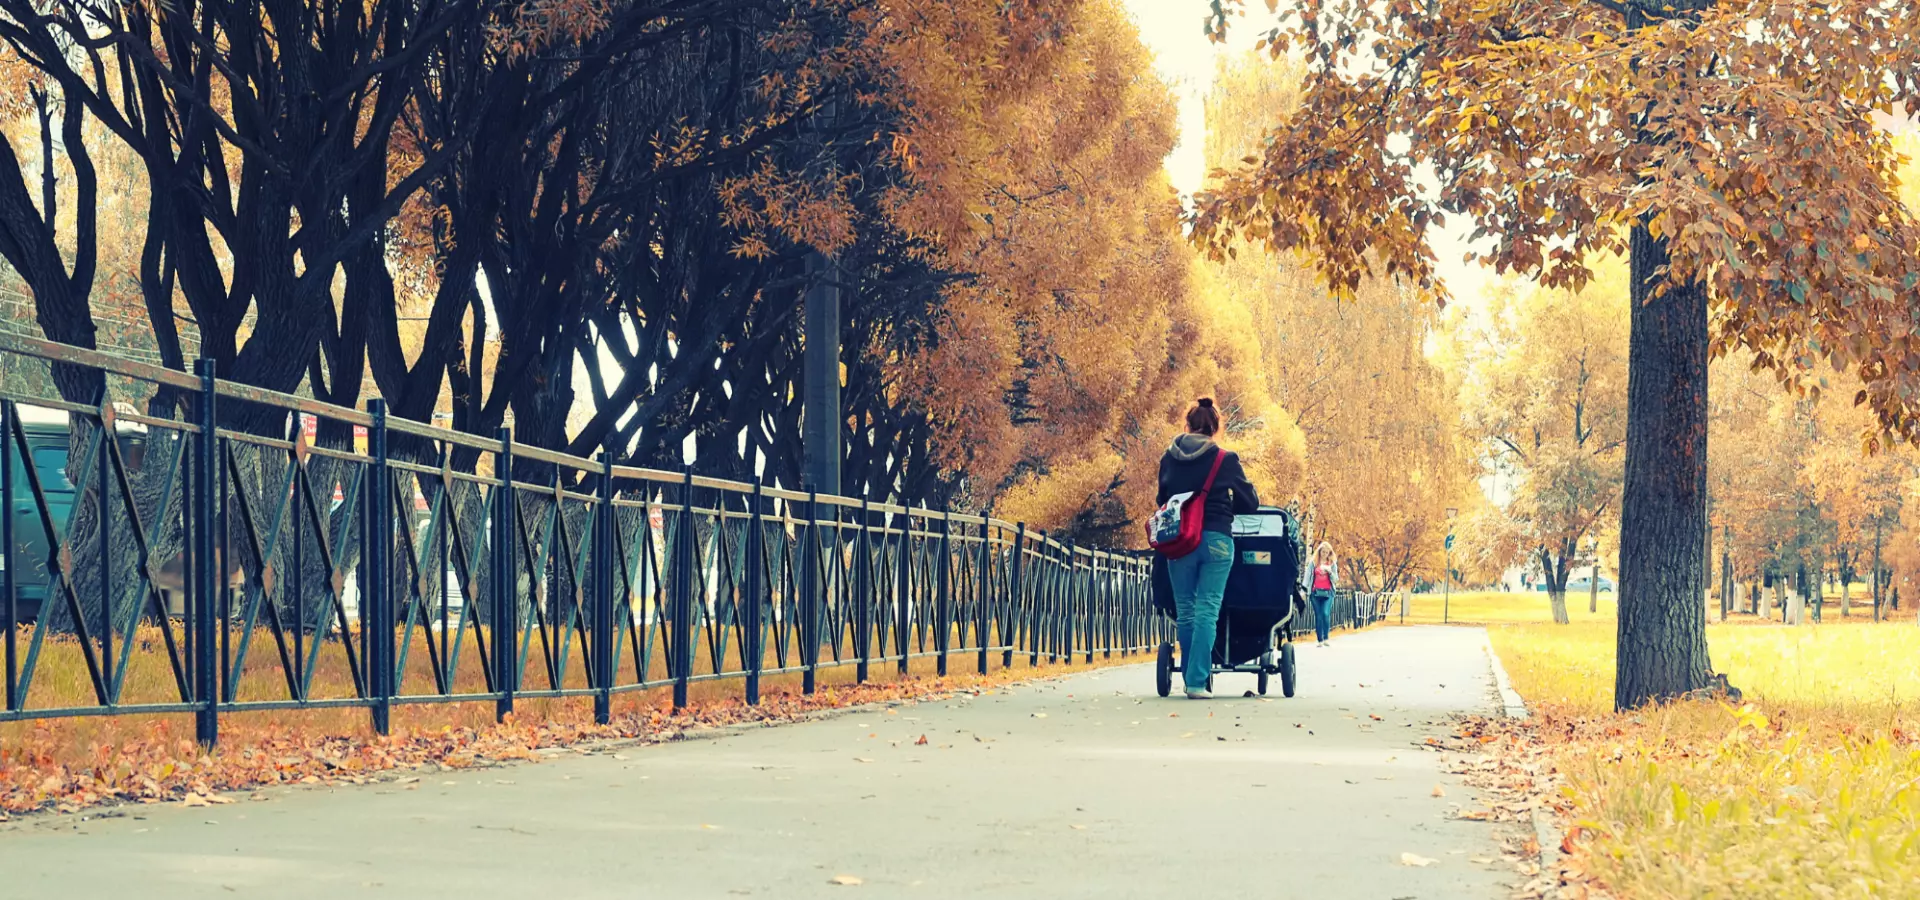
[193,359,219,746]
[745,479,764,705]
[854,496,870,684]
[895,505,911,677]
[1029,525,1044,667]
[1,399,12,712]
[936,506,950,677]
[975,515,990,675]
[672,467,694,709]
[1085,551,1096,664]
[1060,540,1074,665]
[367,400,393,736]
[492,427,517,723]
[1005,522,1024,669]
[802,490,820,695]
[97,402,111,686]
[592,450,614,725]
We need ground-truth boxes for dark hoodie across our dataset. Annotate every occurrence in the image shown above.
[1155,433,1259,535]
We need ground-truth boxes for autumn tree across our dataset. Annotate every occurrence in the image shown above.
[1454,263,1629,622]
[1197,50,1462,585]
[1194,0,1920,708]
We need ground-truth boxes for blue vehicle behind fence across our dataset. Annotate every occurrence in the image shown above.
[1536,575,1613,593]
[4,404,150,624]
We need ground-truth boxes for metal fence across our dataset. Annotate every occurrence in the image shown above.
[1298,589,1392,635]
[0,334,1154,745]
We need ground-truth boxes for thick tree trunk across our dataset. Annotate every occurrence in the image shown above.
[1615,222,1711,710]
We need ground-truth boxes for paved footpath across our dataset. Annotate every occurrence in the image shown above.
[0,626,1516,899]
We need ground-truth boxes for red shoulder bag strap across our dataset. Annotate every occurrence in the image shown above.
[1197,448,1227,496]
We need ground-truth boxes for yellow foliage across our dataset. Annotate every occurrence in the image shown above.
[1489,618,1920,899]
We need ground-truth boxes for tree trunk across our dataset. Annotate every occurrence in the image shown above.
[1614,222,1711,709]
[1542,546,1571,624]
[1872,522,1883,622]
[1590,558,1601,614]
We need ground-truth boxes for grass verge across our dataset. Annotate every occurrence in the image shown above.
[1486,621,1920,899]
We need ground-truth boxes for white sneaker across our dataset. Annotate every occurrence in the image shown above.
[1184,687,1212,700]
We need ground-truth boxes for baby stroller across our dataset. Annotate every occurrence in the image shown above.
[1149,506,1304,697]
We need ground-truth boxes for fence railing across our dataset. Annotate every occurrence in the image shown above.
[0,334,1154,745]
[1299,589,1391,635]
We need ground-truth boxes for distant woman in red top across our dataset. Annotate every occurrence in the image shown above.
[1308,542,1338,647]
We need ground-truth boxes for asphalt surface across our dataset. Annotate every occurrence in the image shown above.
[0,626,1516,899]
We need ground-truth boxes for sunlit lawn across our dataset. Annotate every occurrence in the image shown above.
[1397,588,1620,625]
[1486,605,1920,898]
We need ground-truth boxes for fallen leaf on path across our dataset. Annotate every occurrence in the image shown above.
[181,794,211,808]
[1469,857,1494,864]
[854,757,874,763]
[1031,713,1047,719]
[1399,853,1437,867]
[914,735,928,746]
[1432,785,1446,797]
[1369,714,1383,721]
[1180,732,1195,738]
[1070,824,1086,830]
[827,875,864,886]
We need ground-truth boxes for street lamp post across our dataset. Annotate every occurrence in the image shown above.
[1444,507,1458,624]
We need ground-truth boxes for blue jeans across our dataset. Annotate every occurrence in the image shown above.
[1310,590,1333,642]
[1168,532,1234,691]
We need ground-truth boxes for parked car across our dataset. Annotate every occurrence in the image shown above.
[3,404,149,623]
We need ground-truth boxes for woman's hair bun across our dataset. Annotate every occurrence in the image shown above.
[1198,397,1214,408]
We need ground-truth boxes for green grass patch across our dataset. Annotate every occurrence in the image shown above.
[1488,618,1920,898]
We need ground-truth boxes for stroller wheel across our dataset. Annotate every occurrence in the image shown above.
[1280,642,1297,698]
[1155,642,1173,697]
[1257,670,1269,696]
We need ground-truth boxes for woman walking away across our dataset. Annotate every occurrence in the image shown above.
[1157,399,1259,699]
[1309,542,1338,647]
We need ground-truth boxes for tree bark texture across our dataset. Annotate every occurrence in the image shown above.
[1615,221,1711,710]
